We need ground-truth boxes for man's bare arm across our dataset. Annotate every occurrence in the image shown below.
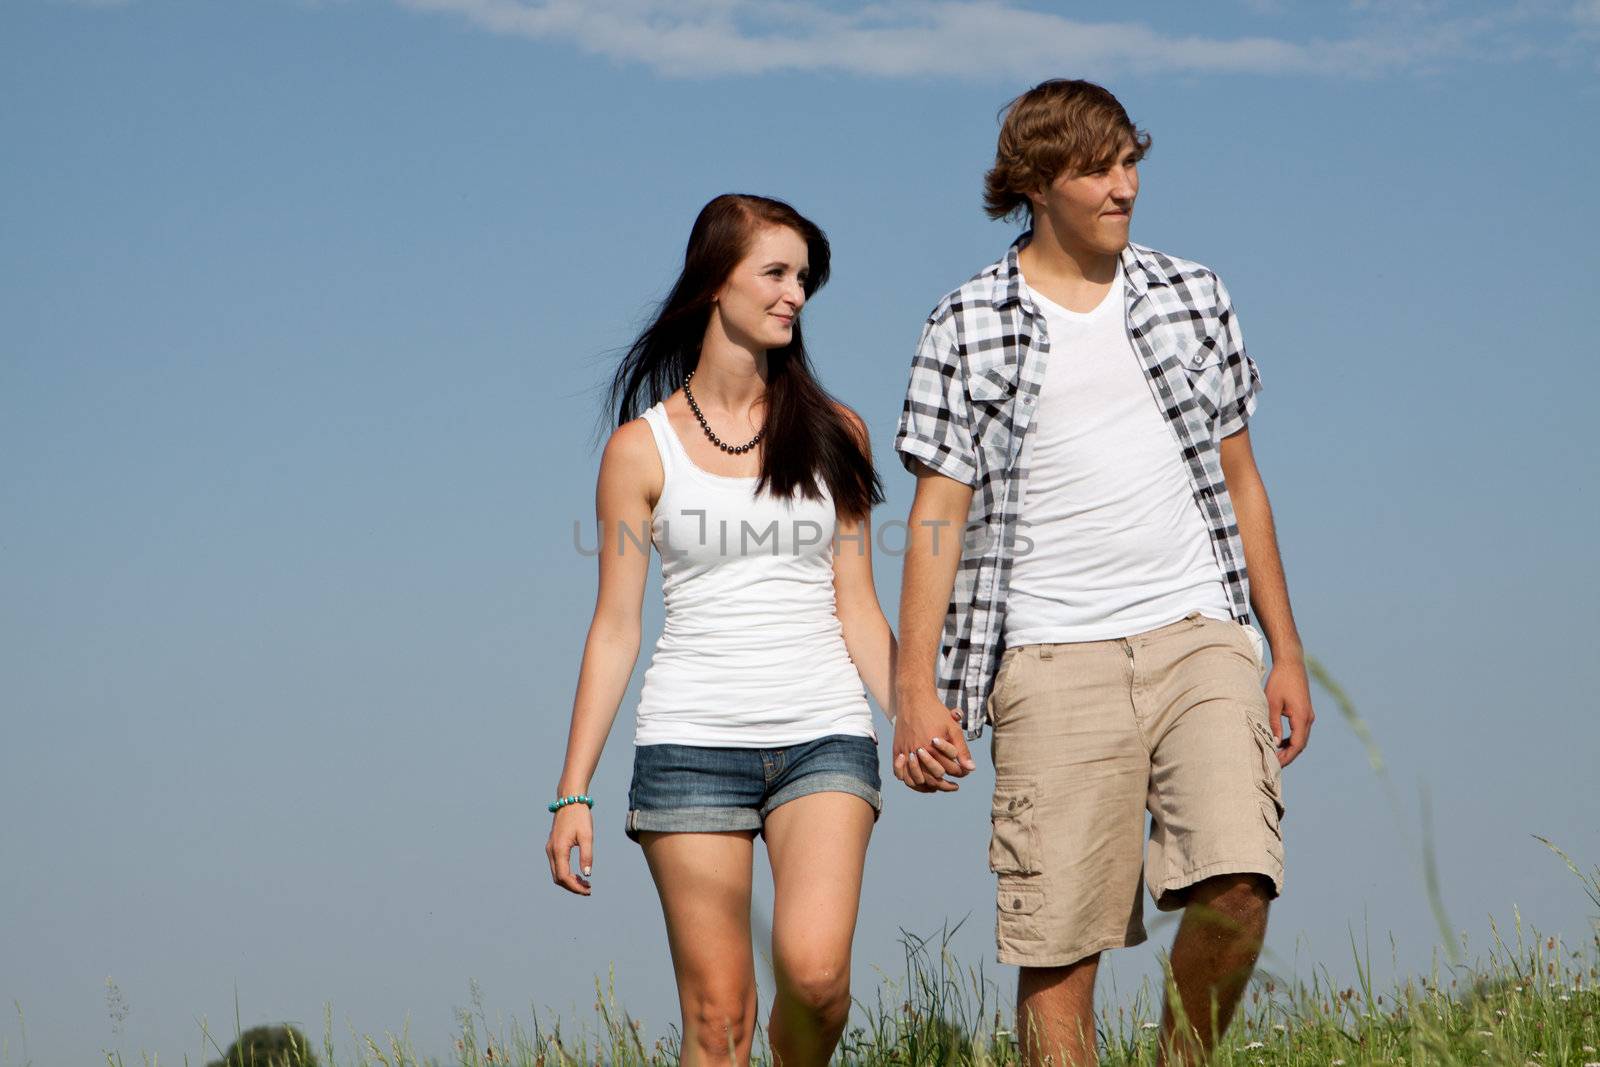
[894,463,978,791]
[1219,428,1315,766]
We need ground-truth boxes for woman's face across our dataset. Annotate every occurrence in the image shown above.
[713,225,810,351]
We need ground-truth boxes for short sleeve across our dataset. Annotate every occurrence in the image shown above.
[1213,274,1263,438]
[894,317,978,486]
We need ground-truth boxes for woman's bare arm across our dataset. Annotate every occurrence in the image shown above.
[830,405,897,719]
[546,419,660,895]
[828,411,895,724]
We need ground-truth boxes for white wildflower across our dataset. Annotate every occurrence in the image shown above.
[1141,1022,1159,1031]
[1332,1060,1346,1065]
[1477,1031,1494,1037]
[1245,1041,1266,1050]
[1273,1024,1288,1033]
[1496,1009,1508,1017]
[1559,994,1570,1001]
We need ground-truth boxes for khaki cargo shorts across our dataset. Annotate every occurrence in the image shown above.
[985,612,1285,968]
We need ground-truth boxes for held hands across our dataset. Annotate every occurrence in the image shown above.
[892,690,976,793]
[1265,658,1315,768]
[545,804,594,895]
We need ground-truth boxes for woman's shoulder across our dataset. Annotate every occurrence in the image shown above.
[599,409,666,495]
[603,411,658,461]
[831,400,870,454]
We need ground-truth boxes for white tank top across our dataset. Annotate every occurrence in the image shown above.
[633,402,875,747]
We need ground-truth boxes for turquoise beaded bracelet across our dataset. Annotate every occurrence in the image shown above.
[548,794,594,813]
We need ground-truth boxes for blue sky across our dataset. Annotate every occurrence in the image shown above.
[3,1,1598,1063]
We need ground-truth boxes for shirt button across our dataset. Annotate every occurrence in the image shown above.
[1012,898,1024,910]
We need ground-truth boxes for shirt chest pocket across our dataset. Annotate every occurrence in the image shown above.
[1176,337,1228,424]
[966,358,1020,405]
[965,355,1024,466]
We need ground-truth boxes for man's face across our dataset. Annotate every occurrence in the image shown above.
[1030,137,1141,256]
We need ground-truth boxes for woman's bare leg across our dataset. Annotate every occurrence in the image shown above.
[640,830,760,1067]
[761,792,875,1067]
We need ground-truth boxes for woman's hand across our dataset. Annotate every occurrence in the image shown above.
[546,805,594,895]
[892,692,974,792]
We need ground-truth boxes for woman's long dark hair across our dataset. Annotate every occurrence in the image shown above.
[605,193,883,520]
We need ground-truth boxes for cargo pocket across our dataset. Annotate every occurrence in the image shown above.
[1247,717,1286,864]
[1247,718,1285,815]
[996,882,1045,943]
[989,777,1041,875]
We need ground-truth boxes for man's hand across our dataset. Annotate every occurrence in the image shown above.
[1265,659,1314,767]
[892,690,976,792]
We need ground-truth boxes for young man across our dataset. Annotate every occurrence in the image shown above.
[892,80,1315,1067]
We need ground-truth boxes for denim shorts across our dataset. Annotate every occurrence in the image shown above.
[625,733,882,842]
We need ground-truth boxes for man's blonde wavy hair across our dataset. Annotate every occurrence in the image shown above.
[983,79,1152,224]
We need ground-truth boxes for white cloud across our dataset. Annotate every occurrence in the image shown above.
[390,0,1353,78]
[390,0,1588,79]
[60,0,1596,77]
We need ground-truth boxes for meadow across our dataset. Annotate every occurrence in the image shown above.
[114,874,1599,1067]
[59,665,1600,1067]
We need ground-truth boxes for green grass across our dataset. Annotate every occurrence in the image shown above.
[54,662,1600,1066]
[83,867,1595,1067]
[484,902,1597,1067]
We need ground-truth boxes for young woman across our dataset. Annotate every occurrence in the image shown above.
[545,194,896,1067]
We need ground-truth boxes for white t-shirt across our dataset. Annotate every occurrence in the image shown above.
[1003,265,1232,646]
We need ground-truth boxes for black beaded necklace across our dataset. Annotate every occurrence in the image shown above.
[683,370,764,455]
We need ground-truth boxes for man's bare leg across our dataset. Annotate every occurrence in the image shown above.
[1018,953,1100,1067]
[1159,874,1272,1067]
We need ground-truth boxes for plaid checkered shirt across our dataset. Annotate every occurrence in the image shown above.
[894,233,1264,738]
